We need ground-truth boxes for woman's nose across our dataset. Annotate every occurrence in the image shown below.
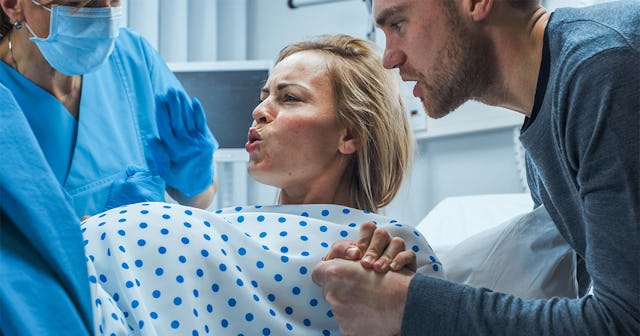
[252,100,274,124]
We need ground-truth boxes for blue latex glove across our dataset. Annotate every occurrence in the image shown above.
[105,166,166,211]
[149,89,218,198]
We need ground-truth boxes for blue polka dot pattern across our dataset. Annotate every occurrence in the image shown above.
[82,202,442,335]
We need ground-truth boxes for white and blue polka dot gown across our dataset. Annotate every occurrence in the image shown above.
[82,202,443,335]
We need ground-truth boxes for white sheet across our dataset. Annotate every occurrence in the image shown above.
[417,194,578,299]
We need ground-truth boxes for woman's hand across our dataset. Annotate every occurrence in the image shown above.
[149,89,219,199]
[323,221,417,272]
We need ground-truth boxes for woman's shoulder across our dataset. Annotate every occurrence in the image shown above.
[215,204,401,225]
[114,27,147,46]
[112,27,158,60]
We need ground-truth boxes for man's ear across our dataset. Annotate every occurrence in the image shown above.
[464,0,493,22]
[1,0,25,24]
[338,129,357,155]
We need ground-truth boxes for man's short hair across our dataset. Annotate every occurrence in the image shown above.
[508,0,540,10]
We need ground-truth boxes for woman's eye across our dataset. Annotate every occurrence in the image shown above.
[283,94,300,102]
[259,90,269,101]
[62,1,86,6]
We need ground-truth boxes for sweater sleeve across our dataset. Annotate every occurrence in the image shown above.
[403,273,620,335]
[402,31,640,336]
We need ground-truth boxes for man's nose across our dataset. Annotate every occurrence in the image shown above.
[382,44,406,69]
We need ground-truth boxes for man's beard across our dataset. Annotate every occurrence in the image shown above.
[420,7,499,119]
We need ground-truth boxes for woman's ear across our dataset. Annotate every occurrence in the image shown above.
[1,0,25,24]
[338,129,357,155]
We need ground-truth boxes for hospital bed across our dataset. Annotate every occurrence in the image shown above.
[413,127,579,299]
[416,193,579,299]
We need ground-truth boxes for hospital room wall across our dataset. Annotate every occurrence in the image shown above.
[121,0,525,226]
[243,1,527,226]
[120,0,605,62]
[119,0,369,62]
[121,0,594,226]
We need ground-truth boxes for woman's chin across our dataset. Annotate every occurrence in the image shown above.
[247,164,272,186]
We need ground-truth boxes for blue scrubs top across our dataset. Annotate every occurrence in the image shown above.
[0,28,186,217]
[0,84,92,335]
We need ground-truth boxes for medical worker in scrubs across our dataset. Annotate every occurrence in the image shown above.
[0,0,218,218]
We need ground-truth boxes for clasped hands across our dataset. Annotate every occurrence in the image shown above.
[313,222,417,336]
[322,221,417,272]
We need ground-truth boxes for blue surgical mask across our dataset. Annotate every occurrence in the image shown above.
[25,0,122,75]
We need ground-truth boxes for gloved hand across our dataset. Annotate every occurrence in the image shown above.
[105,166,166,211]
[149,89,218,198]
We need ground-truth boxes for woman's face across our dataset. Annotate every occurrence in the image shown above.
[19,0,121,38]
[17,0,51,38]
[246,50,354,199]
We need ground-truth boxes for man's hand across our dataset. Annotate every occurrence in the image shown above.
[312,258,413,336]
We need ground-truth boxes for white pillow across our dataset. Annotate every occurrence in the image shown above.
[438,205,578,299]
[417,193,535,256]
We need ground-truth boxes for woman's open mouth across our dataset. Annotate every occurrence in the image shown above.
[246,128,262,152]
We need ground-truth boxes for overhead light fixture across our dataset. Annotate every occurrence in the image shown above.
[287,0,374,41]
[288,0,354,9]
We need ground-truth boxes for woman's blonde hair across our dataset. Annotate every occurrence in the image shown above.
[276,34,413,212]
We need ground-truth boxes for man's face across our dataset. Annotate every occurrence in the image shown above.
[374,0,497,118]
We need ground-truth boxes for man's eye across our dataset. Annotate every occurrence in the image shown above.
[391,20,405,31]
